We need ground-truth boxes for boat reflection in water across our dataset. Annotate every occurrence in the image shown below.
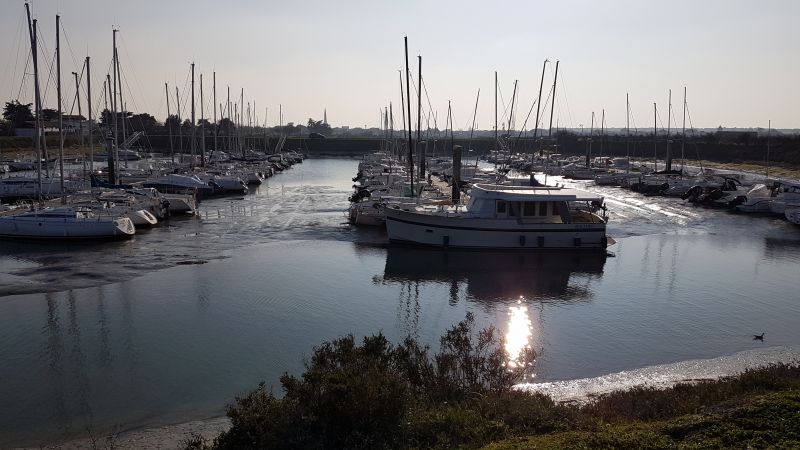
[379,247,608,380]
[381,247,607,304]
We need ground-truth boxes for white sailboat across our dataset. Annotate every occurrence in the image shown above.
[0,207,135,239]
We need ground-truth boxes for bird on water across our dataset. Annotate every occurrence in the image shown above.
[753,333,765,341]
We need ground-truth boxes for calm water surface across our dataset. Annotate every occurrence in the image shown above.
[1,158,799,446]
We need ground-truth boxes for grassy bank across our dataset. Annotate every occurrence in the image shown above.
[183,314,800,449]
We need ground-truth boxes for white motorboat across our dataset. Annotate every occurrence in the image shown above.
[736,181,800,214]
[384,184,609,250]
[0,206,135,239]
[768,181,800,215]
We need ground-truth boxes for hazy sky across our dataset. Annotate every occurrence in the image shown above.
[2,0,798,130]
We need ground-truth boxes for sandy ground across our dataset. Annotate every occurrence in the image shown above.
[34,417,230,450]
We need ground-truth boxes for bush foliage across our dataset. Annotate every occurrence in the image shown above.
[189,314,800,449]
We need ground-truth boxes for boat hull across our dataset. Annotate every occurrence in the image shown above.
[385,208,607,250]
[0,216,135,240]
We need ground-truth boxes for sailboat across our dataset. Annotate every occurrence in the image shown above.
[0,206,135,239]
[0,8,135,240]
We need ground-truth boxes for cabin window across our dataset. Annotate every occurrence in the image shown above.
[538,201,549,216]
[523,201,537,216]
[496,200,507,215]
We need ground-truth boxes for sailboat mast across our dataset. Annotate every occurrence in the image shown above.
[653,102,658,173]
[389,102,394,157]
[107,73,116,183]
[25,6,43,201]
[56,15,65,203]
[586,112,594,167]
[399,70,406,155]
[213,72,217,155]
[681,87,686,173]
[600,109,605,160]
[226,86,231,152]
[626,93,630,172]
[509,80,518,136]
[532,59,548,164]
[547,61,559,138]
[404,36,414,196]
[114,31,126,147]
[264,107,269,155]
[191,63,196,163]
[165,83,174,164]
[766,120,771,178]
[494,71,498,168]
[200,73,206,167]
[73,71,84,160]
[237,88,244,156]
[176,87,182,160]
[86,56,93,173]
[666,89,672,171]
[417,55,423,180]
[112,30,119,158]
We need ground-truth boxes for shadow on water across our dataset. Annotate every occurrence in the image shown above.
[378,246,607,304]
[763,237,800,261]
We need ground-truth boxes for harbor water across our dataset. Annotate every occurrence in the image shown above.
[1,157,800,446]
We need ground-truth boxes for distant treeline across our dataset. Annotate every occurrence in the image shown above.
[2,131,799,166]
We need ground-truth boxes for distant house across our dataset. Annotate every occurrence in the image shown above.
[62,114,87,132]
[17,116,94,136]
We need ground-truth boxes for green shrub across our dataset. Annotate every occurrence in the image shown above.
[206,313,534,449]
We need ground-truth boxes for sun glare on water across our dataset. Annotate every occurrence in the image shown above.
[505,297,534,370]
